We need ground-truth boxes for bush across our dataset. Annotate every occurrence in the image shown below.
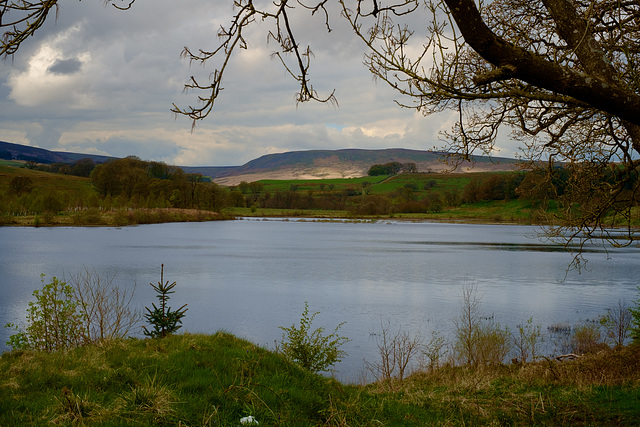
[278,301,349,373]
[570,322,606,354]
[453,283,512,365]
[68,269,142,342]
[513,317,543,363]
[599,299,632,347]
[422,330,447,371]
[6,275,85,351]
[6,271,143,351]
[365,321,422,385]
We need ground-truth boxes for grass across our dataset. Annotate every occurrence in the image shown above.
[1,333,639,425]
[225,200,543,225]
[1,208,232,227]
[0,165,95,197]
[258,176,388,193]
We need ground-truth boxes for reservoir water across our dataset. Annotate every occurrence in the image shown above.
[1,219,638,382]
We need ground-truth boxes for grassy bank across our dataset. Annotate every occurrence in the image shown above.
[1,208,232,227]
[1,333,639,426]
[224,199,546,225]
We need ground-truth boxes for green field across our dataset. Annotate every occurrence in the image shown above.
[256,173,475,196]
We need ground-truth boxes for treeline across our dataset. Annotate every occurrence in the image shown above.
[3,156,638,222]
[89,156,226,211]
[18,157,97,177]
[230,166,640,217]
[368,161,417,176]
[0,156,228,218]
[227,172,524,214]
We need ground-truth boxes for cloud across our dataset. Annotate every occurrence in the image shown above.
[0,1,520,167]
[47,58,83,75]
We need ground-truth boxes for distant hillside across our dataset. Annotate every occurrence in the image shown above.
[0,140,114,164]
[184,148,520,185]
[0,141,519,186]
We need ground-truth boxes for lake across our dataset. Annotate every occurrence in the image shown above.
[1,219,638,382]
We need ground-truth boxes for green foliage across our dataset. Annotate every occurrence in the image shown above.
[514,317,543,363]
[6,271,141,351]
[6,274,86,351]
[143,265,188,339]
[278,301,349,373]
[367,161,403,176]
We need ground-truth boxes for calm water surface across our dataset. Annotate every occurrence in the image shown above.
[1,219,638,382]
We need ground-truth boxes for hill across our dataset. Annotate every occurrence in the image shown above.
[1,140,519,185]
[184,148,519,185]
[0,140,114,165]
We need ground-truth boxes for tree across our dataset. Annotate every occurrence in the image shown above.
[8,176,33,196]
[142,264,188,339]
[3,0,640,252]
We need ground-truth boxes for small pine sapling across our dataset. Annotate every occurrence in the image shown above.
[143,264,188,338]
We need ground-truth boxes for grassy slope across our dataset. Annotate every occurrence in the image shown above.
[0,165,230,226]
[1,333,639,426]
[0,164,95,196]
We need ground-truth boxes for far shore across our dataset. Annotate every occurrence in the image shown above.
[1,206,544,228]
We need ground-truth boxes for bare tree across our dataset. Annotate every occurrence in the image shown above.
[3,0,640,252]
[67,269,142,343]
[600,299,633,347]
[453,283,511,365]
[365,320,423,386]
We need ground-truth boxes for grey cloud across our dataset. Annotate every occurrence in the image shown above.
[47,58,83,75]
[0,1,519,166]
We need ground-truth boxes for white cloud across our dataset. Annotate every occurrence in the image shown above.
[7,25,95,109]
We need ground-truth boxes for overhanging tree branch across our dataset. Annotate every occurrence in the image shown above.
[443,0,640,128]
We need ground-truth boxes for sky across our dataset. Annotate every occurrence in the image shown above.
[0,0,521,167]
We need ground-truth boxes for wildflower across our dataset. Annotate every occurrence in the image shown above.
[240,415,259,425]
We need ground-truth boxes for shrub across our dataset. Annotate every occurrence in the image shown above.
[599,299,632,347]
[365,321,423,385]
[6,271,143,351]
[142,264,188,338]
[453,283,512,365]
[513,317,543,363]
[6,275,86,351]
[68,269,142,342]
[570,322,606,354]
[422,330,447,371]
[278,301,349,373]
